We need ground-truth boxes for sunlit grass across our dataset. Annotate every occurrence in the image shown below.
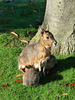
[0,0,75,100]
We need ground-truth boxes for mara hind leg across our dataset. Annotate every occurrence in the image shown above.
[19,67,25,73]
[18,62,25,73]
[18,63,25,73]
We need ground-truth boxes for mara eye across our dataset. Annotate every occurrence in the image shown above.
[46,37,49,39]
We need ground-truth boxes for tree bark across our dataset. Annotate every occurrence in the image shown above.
[30,0,75,55]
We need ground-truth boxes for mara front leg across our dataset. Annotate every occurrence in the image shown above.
[39,63,43,78]
[43,63,46,76]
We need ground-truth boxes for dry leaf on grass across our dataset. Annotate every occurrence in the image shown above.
[21,40,28,44]
[0,17,4,18]
[2,84,8,87]
[29,24,32,27]
[0,74,2,76]
[36,19,41,23]
[70,82,75,87]
[3,21,9,24]
[20,13,24,15]
[15,74,24,78]
[0,11,4,13]
[37,9,41,12]
[31,0,34,2]
[33,10,37,13]
[60,93,68,96]
[13,79,23,83]
[27,31,29,34]
[30,2,34,5]
[59,83,69,86]
[10,32,18,37]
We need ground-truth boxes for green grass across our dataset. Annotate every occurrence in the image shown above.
[0,0,75,100]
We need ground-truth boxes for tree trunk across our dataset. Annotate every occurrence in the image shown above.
[30,0,75,55]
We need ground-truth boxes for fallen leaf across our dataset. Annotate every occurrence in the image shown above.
[30,2,34,5]
[29,24,32,27]
[21,13,24,15]
[27,31,29,34]
[0,74,2,76]
[60,83,69,86]
[31,0,34,2]
[2,84,8,87]
[13,79,23,83]
[21,40,28,44]
[0,11,4,13]
[37,9,41,12]
[11,32,18,37]
[15,74,24,78]
[0,17,4,18]
[3,21,9,24]
[70,82,75,87]
[36,19,41,23]
[33,10,37,13]
[60,93,68,96]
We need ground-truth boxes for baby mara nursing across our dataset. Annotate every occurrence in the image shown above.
[18,25,57,77]
[23,65,39,86]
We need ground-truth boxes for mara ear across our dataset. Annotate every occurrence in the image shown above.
[45,24,49,31]
[40,27,44,37]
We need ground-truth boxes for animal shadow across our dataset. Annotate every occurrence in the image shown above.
[40,56,75,85]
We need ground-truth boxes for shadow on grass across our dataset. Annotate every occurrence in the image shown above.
[40,74,63,85]
[0,1,46,43]
[40,56,75,85]
[0,0,46,31]
[55,56,75,72]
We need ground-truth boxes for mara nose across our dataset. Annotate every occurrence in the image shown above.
[53,40,57,46]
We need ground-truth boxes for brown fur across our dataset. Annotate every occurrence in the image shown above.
[18,25,57,76]
[23,66,39,86]
[46,55,57,70]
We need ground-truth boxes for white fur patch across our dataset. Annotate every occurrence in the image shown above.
[18,64,25,69]
[46,46,50,49]
[53,43,56,47]
[22,65,25,68]
[33,64,39,69]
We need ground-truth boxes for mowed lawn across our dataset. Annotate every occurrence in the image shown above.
[0,0,75,100]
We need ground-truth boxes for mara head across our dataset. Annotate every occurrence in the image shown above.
[40,25,57,48]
